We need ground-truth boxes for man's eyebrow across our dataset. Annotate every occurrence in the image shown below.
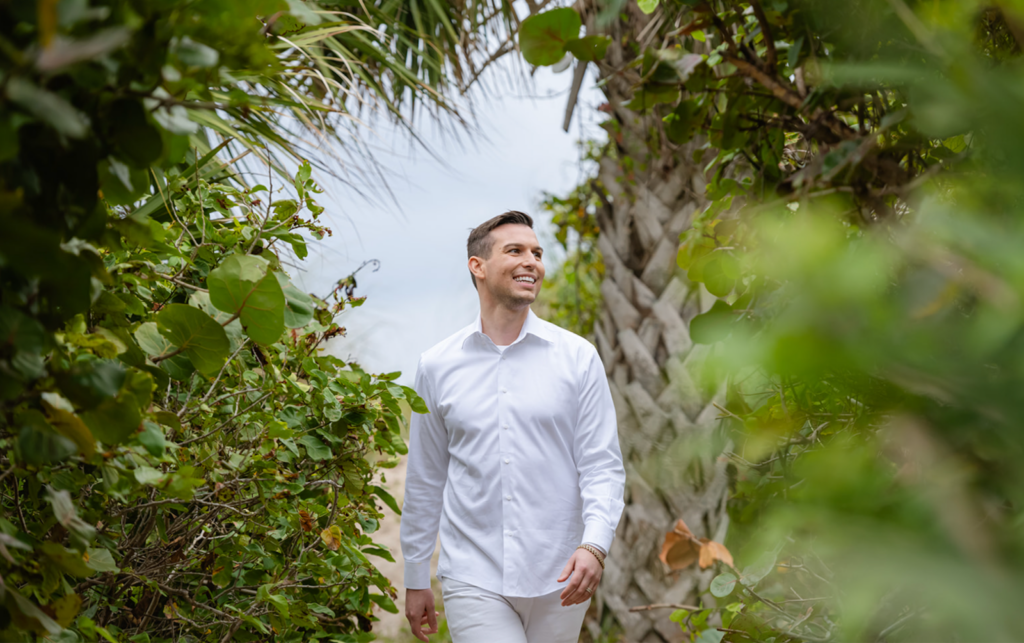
[502,242,544,252]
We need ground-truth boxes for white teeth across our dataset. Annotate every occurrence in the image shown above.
[514,277,535,283]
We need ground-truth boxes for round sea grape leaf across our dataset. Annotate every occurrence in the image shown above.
[155,303,231,375]
[274,272,315,329]
[689,300,735,345]
[134,321,172,357]
[519,8,582,66]
[710,571,738,597]
[565,35,611,62]
[82,392,142,445]
[701,254,739,297]
[207,255,286,344]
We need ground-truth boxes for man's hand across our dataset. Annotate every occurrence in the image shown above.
[405,588,439,642]
[558,548,603,607]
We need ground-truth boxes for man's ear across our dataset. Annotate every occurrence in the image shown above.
[468,256,485,283]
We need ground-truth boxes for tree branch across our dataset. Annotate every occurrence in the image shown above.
[749,0,777,70]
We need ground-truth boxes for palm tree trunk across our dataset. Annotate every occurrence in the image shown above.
[581,5,732,642]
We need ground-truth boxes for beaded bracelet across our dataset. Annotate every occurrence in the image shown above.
[577,544,606,569]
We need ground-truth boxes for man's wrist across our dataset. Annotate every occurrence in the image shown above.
[577,543,606,568]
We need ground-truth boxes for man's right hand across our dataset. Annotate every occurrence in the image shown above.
[405,588,439,641]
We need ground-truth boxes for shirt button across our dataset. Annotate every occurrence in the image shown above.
[504,458,510,464]
[503,425,508,430]
[505,495,512,501]
[501,388,507,394]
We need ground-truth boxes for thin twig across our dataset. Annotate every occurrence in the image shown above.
[629,602,703,612]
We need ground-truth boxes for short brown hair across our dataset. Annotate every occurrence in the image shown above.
[467,210,534,288]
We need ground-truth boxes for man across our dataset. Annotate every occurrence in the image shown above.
[400,211,625,642]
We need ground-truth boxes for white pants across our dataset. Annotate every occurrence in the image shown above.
[441,577,589,643]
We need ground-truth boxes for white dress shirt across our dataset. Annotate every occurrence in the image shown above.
[400,309,626,598]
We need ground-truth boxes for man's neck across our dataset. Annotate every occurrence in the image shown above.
[479,300,530,346]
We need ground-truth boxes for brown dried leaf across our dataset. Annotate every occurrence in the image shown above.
[299,510,314,532]
[659,519,700,570]
[698,538,734,569]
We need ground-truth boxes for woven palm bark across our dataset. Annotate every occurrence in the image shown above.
[578,5,732,642]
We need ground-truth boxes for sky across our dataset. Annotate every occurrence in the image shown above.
[288,60,605,385]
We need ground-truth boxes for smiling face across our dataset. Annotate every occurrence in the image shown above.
[469,223,545,310]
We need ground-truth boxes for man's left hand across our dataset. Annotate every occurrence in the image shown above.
[557,548,603,607]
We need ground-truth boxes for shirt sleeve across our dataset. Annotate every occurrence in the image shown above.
[400,356,450,590]
[573,345,626,554]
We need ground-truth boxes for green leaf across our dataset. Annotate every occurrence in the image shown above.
[669,608,689,623]
[207,256,286,345]
[275,272,315,328]
[6,78,89,138]
[42,404,96,459]
[625,84,680,112]
[173,36,219,67]
[565,35,611,62]
[40,542,95,577]
[134,322,173,356]
[108,100,163,168]
[138,421,167,458]
[84,547,120,573]
[710,571,739,597]
[155,303,231,376]
[18,418,76,465]
[0,117,18,162]
[44,488,95,548]
[371,485,401,515]
[154,410,181,432]
[406,388,429,414]
[638,0,660,13]
[135,466,165,486]
[689,300,735,345]
[664,100,701,145]
[694,629,725,643]
[369,593,398,614]
[298,434,332,461]
[519,8,581,66]
[7,586,63,636]
[82,392,142,445]
[699,253,739,297]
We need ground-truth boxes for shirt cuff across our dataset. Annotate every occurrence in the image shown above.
[404,559,432,590]
[581,522,616,555]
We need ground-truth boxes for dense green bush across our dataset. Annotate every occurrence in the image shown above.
[0,0,437,640]
[525,0,1024,640]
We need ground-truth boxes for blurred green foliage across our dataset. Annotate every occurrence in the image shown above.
[536,142,606,337]
[526,0,1024,640]
[0,0,454,639]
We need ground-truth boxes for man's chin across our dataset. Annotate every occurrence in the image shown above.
[496,292,536,309]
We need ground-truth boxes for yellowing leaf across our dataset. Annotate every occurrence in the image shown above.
[320,525,342,551]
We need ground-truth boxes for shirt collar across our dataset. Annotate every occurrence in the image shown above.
[462,309,555,349]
